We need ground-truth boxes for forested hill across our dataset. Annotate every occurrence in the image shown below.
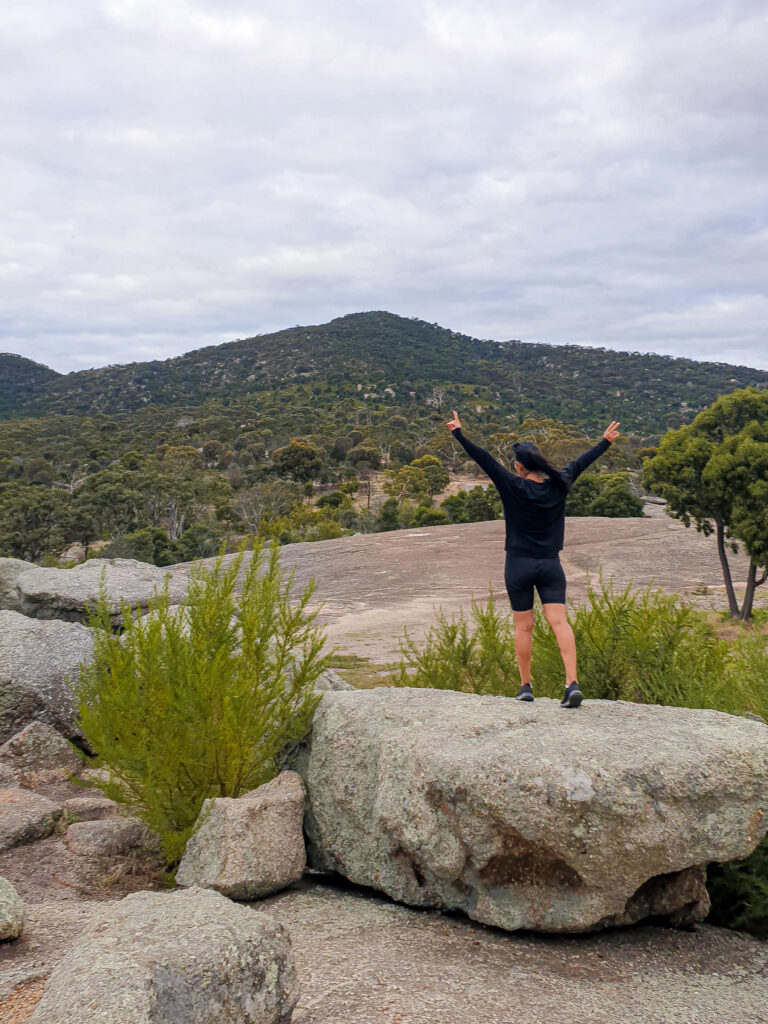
[2,311,767,435]
[0,354,62,416]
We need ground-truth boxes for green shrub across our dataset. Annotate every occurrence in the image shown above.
[530,578,731,708]
[74,542,326,865]
[410,506,449,527]
[391,591,518,697]
[566,472,644,517]
[708,837,768,939]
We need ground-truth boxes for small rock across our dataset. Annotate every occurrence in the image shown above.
[64,818,159,858]
[62,795,119,821]
[0,876,25,941]
[315,667,355,692]
[0,722,84,776]
[79,767,112,786]
[0,788,63,852]
[176,771,306,899]
[29,887,298,1023]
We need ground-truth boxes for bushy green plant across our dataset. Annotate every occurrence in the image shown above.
[74,543,326,865]
[530,578,730,708]
[708,837,768,939]
[391,591,518,697]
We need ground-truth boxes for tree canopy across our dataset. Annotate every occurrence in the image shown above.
[643,387,768,619]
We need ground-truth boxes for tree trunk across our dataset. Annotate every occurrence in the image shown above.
[715,519,740,618]
[740,562,768,622]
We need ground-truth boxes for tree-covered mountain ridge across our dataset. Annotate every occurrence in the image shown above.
[2,311,766,434]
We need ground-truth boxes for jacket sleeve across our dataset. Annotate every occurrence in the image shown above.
[451,428,515,490]
[562,438,612,484]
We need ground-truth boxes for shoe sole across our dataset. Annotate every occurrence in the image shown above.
[515,694,534,702]
[560,692,583,709]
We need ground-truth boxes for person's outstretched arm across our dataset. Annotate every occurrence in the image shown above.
[446,410,513,489]
[562,420,620,484]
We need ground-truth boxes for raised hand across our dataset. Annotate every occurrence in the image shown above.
[446,409,462,433]
[603,420,620,443]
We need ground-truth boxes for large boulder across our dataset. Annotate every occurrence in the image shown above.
[0,611,94,742]
[0,557,31,612]
[29,887,298,1023]
[0,876,24,941]
[290,688,768,934]
[16,558,189,624]
[176,772,306,899]
[0,788,63,852]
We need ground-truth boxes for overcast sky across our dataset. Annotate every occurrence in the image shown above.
[2,0,766,373]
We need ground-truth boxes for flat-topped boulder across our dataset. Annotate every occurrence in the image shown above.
[289,688,768,934]
[0,611,94,742]
[16,558,189,624]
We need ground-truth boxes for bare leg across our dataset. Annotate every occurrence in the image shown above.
[542,603,577,683]
[513,609,535,686]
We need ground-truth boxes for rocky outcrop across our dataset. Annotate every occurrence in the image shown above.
[0,722,84,779]
[0,557,30,612]
[290,688,768,934]
[0,876,24,940]
[29,887,298,1023]
[176,772,306,899]
[64,819,160,858]
[16,558,188,624]
[0,788,63,852]
[0,611,94,742]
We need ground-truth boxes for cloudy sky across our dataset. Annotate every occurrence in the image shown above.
[2,0,766,373]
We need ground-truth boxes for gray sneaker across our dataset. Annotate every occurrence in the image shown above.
[515,684,534,702]
[559,682,583,708]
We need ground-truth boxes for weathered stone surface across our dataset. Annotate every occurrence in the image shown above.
[0,557,30,613]
[0,722,84,777]
[0,875,24,940]
[62,794,119,821]
[177,772,306,899]
[315,668,354,692]
[29,887,298,1024]
[0,611,94,742]
[290,688,768,934]
[16,558,188,624]
[0,788,63,852]
[64,818,159,858]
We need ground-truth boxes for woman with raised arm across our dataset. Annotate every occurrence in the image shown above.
[447,411,620,708]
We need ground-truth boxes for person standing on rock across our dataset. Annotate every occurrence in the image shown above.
[447,411,620,708]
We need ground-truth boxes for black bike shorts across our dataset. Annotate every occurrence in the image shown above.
[504,553,567,611]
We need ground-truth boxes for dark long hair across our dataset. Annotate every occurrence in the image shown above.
[513,442,571,494]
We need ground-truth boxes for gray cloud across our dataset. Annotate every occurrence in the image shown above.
[1,0,766,372]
